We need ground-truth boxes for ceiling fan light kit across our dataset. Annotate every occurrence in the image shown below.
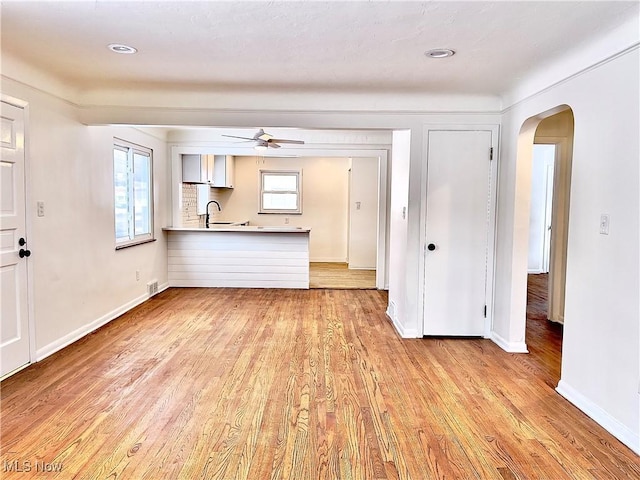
[222,129,304,149]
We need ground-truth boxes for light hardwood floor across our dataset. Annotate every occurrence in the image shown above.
[309,262,376,289]
[525,273,563,388]
[1,288,638,479]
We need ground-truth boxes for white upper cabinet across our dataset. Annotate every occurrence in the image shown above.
[182,154,234,188]
[212,155,235,188]
[182,154,213,183]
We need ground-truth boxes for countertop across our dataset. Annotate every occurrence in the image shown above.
[163,226,311,233]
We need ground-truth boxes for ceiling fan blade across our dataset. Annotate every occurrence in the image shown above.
[222,134,255,141]
[256,129,273,141]
[268,142,281,148]
[269,139,305,145]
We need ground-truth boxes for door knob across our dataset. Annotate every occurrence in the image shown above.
[19,248,31,258]
[427,243,436,251]
[19,237,26,246]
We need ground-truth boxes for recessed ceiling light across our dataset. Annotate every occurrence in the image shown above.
[108,43,137,54]
[424,48,455,59]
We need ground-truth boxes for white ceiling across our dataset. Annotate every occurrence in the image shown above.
[1,1,638,96]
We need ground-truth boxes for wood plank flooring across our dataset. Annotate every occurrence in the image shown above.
[525,274,564,388]
[309,262,376,289]
[1,288,638,479]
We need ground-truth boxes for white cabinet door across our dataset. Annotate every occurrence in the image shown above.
[182,154,214,183]
[183,154,233,187]
[1,101,30,377]
[423,130,493,336]
[213,155,234,188]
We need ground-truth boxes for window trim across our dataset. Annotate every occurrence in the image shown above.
[113,138,154,249]
[259,169,302,214]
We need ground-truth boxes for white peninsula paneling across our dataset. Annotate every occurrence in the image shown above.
[166,230,309,288]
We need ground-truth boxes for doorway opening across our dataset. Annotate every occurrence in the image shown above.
[310,156,379,289]
[523,108,574,386]
[528,144,555,276]
[169,138,390,291]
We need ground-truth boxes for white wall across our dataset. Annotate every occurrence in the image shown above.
[387,131,411,334]
[495,46,639,452]
[219,156,349,263]
[1,78,169,359]
[348,157,378,269]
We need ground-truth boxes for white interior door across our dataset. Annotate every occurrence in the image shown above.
[528,144,556,273]
[1,101,30,377]
[423,130,492,336]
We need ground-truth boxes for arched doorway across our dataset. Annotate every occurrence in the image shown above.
[518,106,574,386]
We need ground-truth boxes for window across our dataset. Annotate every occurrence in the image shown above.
[114,139,154,248]
[259,170,302,214]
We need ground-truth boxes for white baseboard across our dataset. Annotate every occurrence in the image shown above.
[36,284,170,362]
[386,307,420,338]
[348,265,376,271]
[556,380,639,455]
[158,282,170,294]
[385,305,396,328]
[0,362,31,382]
[491,331,529,353]
[310,257,347,263]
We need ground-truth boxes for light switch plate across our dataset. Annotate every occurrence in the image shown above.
[599,214,610,235]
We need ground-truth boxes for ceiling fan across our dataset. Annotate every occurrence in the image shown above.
[222,129,304,149]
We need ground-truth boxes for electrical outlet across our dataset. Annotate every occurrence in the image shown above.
[37,201,45,217]
[284,217,289,225]
[356,201,361,210]
[136,270,140,281]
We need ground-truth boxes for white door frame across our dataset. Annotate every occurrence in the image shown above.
[534,136,569,324]
[419,124,500,338]
[1,94,36,377]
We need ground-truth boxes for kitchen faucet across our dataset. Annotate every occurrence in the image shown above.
[205,200,221,228]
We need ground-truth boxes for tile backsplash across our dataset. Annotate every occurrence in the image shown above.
[181,184,224,227]
[181,184,200,227]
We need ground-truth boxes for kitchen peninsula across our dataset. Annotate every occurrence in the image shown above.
[163,226,310,289]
